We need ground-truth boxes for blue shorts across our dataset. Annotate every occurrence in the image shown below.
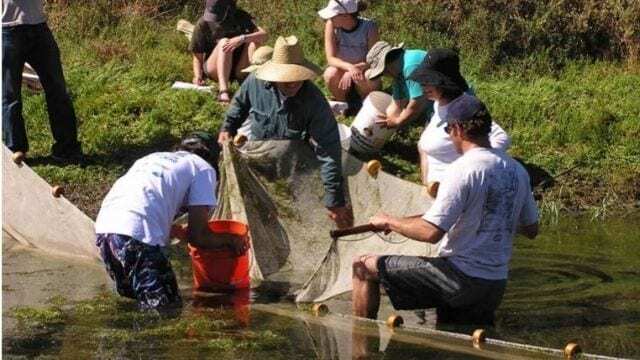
[96,233,182,310]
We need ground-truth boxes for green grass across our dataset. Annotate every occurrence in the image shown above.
[20,0,640,218]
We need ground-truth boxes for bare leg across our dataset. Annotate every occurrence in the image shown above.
[352,255,381,319]
[204,38,226,83]
[233,41,258,81]
[323,66,348,101]
[354,77,381,98]
[216,38,233,98]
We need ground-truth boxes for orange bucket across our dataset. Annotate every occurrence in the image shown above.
[188,220,250,291]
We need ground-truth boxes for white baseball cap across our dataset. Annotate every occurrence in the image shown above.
[318,0,358,20]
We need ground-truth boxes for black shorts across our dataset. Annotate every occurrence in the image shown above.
[377,256,506,313]
[203,44,246,80]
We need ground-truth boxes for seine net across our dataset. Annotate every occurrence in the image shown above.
[214,141,436,303]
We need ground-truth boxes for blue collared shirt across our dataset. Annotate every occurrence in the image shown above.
[221,74,346,208]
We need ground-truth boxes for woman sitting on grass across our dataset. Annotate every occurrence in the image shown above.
[319,0,380,114]
[409,49,511,192]
[190,0,268,104]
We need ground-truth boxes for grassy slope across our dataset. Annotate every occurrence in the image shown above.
[20,1,640,219]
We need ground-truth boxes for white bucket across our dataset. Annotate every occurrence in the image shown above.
[350,91,394,154]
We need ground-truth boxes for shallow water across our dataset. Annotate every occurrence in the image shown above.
[2,213,639,358]
[497,212,640,357]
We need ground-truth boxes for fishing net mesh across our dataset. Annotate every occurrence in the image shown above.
[214,140,436,303]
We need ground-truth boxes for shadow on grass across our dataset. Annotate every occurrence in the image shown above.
[25,136,180,169]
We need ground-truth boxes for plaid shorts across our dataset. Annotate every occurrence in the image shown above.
[377,256,506,325]
[96,233,182,311]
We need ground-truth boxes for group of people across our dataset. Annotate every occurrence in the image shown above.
[4,0,540,327]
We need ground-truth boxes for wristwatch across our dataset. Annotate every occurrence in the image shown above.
[239,34,247,43]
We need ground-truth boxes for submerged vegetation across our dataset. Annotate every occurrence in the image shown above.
[4,293,290,358]
[19,0,640,218]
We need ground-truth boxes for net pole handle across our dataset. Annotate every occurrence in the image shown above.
[330,224,379,239]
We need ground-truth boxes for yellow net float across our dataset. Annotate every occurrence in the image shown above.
[366,160,381,177]
[386,314,403,328]
[233,133,248,147]
[472,329,486,348]
[312,303,329,317]
[564,342,581,359]
[12,151,25,165]
[426,181,439,198]
[51,185,65,198]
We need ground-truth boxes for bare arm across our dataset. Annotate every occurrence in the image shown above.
[370,213,445,244]
[381,97,426,128]
[186,206,248,254]
[192,53,206,85]
[243,25,268,44]
[223,25,269,53]
[419,146,429,185]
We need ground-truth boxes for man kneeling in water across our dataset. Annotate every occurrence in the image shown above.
[353,96,539,326]
[95,132,247,311]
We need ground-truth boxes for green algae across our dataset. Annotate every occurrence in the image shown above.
[4,292,291,358]
[11,306,65,329]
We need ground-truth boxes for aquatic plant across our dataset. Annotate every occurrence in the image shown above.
[11,306,65,329]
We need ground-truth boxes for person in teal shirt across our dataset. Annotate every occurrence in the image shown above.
[365,41,431,128]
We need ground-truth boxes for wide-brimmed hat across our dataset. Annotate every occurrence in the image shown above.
[255,36,322,82]
[409,48,469,91]
[365,41,404,80]
[318,0,358,20]
[241,46,274,73]
[203,0,236,22]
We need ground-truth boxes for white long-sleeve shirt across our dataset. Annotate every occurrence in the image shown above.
[418,93,511,183]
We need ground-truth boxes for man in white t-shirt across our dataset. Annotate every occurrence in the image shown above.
[95,132,248,311]
[352,96,539,326]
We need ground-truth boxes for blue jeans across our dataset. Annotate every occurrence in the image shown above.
[2,23,81,156]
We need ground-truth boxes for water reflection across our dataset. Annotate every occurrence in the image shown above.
[191,289,252,327]
[3,213,639,358]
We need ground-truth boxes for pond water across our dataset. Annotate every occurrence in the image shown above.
[2,213,639,359]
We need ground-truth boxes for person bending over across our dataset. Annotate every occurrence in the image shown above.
[94,132,247,311]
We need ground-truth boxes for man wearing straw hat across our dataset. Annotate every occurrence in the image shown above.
[353,96,539,326]
[219,36,354,229]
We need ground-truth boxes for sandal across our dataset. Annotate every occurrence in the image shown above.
[217,89,231,104]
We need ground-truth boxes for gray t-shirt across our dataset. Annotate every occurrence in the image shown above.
[2,0,46,27]
[335,17,376,64]
[423,147,538,280]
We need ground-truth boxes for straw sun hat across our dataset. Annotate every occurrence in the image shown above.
[255,36,322,82]
[241,45,274,73]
